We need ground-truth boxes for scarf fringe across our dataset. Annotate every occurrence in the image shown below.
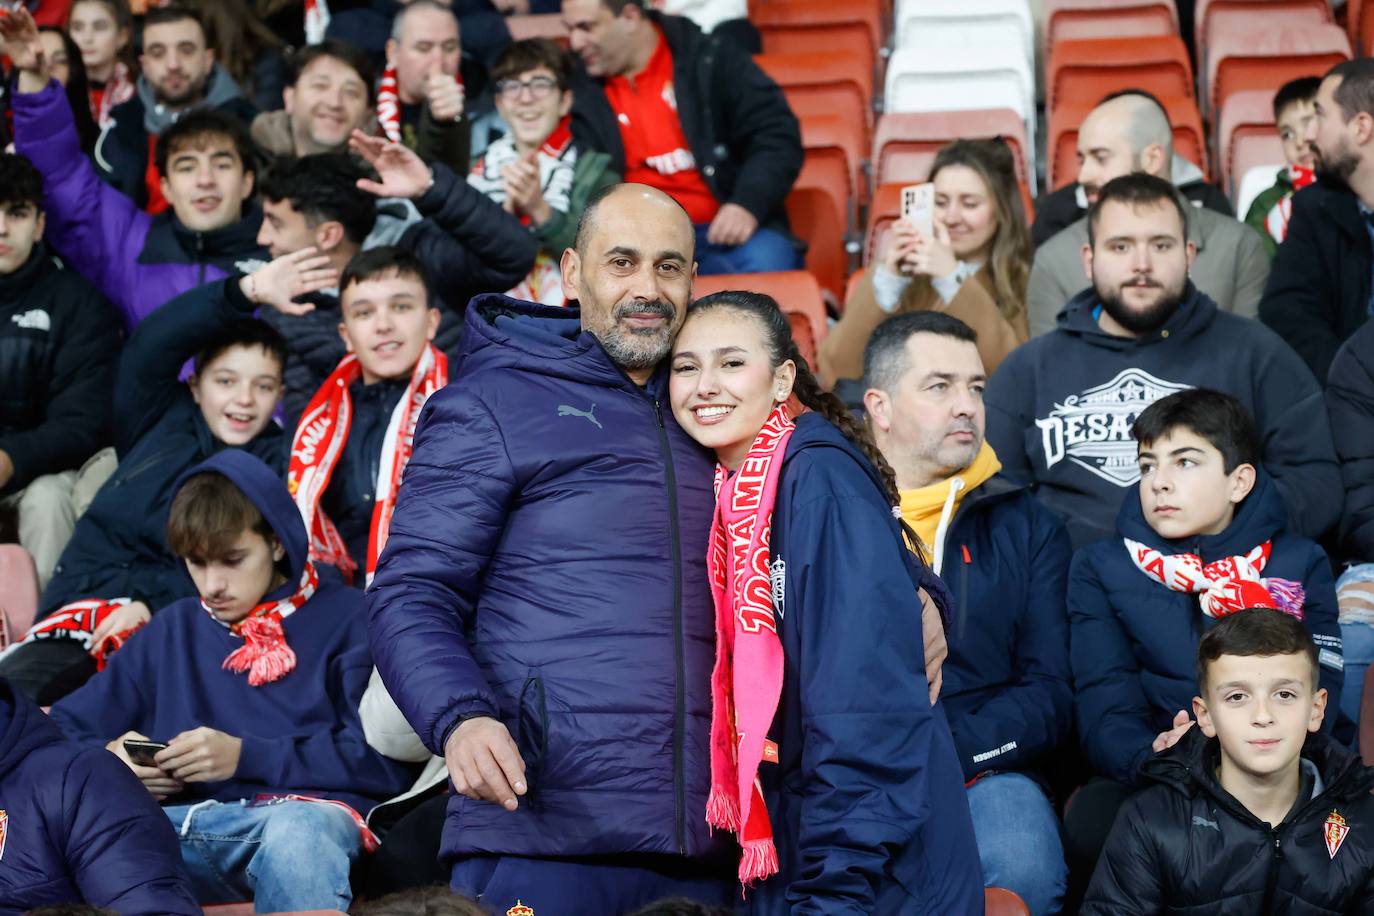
[221,616,298,686]
[738,839,780,885]
[706,786,741,832]
[1265,578,1307,619]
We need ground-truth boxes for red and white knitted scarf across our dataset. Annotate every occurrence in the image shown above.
[706,403,793,886]
[15,597,142,670]
[304,0,331,45]
[377,65,463,144]
[206,561,319,687]
[287,345,447,585]
[1124,538,1306,620]
[1263,164,1317,245]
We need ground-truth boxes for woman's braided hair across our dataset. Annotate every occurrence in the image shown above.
[687,291,902,509]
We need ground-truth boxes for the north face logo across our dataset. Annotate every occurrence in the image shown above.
[9,309,50,332]
[1035,368,1192,487]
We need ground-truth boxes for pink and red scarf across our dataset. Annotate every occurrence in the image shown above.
[15,597,142,670]
[706,403,793,886]
[288,346,447,585]
[1124,538,1305,619]
[90,61,134,128]
[206,561,319,687]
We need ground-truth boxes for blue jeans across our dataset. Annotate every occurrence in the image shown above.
[693,224,802,275]
[967,772,1068,916]
[163,799,362,912]
[1336,564,1374,727]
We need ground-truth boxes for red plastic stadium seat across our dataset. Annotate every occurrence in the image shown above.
[800,113,864,216]
[0,545,39,647]
[1209,26,1350,119]
[505,13,570,47]
[756,51,874,148]
[1047,36,1194,112]
[692,271,829,366]
[986,887,1032,916]
[872,110,1033,192]
[1048,95,1207,190]
[754,0,882,71]
[1046,4,1176,53]
[1216,89,1280,196]
[1196,0,1331,46]
[865,182,905,267]
[786,186,849,307]
[1229,133,1286,203]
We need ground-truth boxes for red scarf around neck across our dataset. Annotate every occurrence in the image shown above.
[287,346,447,585]
[205,561,319,687]
[377,65,463,144]
[706,404,794,886]
[1124,538,1306,620]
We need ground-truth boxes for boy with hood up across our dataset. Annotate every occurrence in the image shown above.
[50,450,416,913]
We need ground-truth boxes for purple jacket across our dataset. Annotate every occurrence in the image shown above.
[13,80,266,332]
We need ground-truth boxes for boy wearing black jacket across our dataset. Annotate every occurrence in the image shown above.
[1084,609,1374,914]
[0,153,122,588]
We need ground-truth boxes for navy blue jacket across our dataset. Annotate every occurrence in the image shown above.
[0,679,199,914]
[939,475,1074,781]
[368,296,726,862]
[746,413,983,915]
[40,279,285,617]
[51,450,415,814]
[1068,472,1343,785]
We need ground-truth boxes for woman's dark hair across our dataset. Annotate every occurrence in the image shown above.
[67,0,138,80]
[39,26,100,155]
[687,291,902,508]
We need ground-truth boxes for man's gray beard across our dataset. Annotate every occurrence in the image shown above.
[596,327,673,371]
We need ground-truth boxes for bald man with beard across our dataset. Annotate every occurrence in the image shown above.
[1027,92,1268,337]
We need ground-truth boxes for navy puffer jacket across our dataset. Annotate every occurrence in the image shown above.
[367,296,727,863]
[1068,471,1343,785]
[0,678,199,914]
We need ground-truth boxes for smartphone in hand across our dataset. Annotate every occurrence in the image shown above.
[123,739,169,767]
[901,182,935,240]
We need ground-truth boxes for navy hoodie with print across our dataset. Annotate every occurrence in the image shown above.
[1068,470,1342,786]
[984,283,1340,548]
[0,678,199,914]
[50,450,415,814]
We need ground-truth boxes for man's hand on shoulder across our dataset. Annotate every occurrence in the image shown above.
[158,726,243,783]
[1152,709,1194,754]
[444,716,527,811]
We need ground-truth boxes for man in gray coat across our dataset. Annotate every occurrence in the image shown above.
[1027,93,1269,337]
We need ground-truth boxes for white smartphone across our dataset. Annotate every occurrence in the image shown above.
[901,182,935,239]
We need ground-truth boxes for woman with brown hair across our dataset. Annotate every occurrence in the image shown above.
[819,138,1032,387]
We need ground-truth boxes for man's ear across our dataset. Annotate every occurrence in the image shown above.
[425,305,440,342]
[559,247,581,303]
[384,38,398,67]
[34,211,45,243]
[338,319,355,352]
[863,388,892,431]
[558,89,573,118]
[1228,462,1257,505]
[1080,241,1094,282]
[239,169,255,203]
[282,84,297,115]
[1192,694,1216,738]
[271,537,286,563]
[203,48,216,70]
[315,220,345,253]
[1185,239,1198,271]
[1140,142,1168,177]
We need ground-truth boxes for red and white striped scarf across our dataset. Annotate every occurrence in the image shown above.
[205,561,318,687]
[1263,165,1317,246]
[287,346,447,586]
[13,597,142,670]
[1124,538,1306,620]
[706,403,793,886]
[377,65,463,144]
[304,0,331,45]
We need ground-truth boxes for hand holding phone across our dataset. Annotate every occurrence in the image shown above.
[901,183,935,240]
[123,738,170,767]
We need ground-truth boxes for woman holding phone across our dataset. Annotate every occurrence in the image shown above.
[668,291,982,912]
[820,138,1032,386]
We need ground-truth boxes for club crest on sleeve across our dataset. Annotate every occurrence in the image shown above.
[506,901,535,916]
[1325,809,1350,859]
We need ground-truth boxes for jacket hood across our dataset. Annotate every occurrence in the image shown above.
[170,449,309,599]
[1172,154,1206,189]
[0,678,65,780]
[782,410,886,492]
[459,294,646,391]
[1115,466,1290,560]
[1142,725,1374,808]
[1056,281,1219,349]
[136,64,245,135]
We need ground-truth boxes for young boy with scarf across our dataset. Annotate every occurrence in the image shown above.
[1083,608,1374,914]
[287,246,447,585]
[49,450,416,913]
[1065,389,1342,874]
[0,249,335,705]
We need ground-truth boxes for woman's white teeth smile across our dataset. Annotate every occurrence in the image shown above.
[693,405,734,422]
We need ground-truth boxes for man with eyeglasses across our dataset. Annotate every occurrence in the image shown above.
[468,38,617,305]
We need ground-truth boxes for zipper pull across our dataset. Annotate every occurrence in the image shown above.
[653,398,665,428]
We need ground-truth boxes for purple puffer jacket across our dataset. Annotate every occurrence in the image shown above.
[13,80,265,332]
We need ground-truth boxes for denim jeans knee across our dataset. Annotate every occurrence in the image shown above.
[967,772,1068,916]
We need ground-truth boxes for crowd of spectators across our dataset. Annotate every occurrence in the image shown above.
[1,0,1374,914]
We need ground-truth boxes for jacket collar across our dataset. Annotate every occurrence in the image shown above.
[137,203,265,266]
[0,242,56,305]
[1114,467,1290,562]
[1055,280,1218,348]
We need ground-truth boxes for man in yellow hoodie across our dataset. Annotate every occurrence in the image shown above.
[862,311,1074,916]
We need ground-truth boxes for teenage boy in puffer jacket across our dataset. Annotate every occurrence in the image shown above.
[1083,608,1374,915]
